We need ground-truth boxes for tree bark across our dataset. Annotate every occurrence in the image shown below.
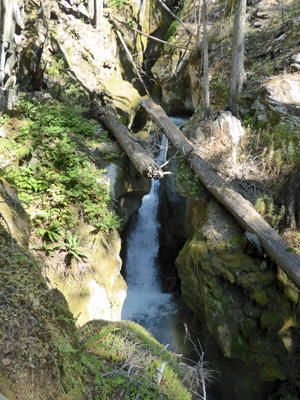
[228,0,247,117]
[94,0,103,31]
[141,97,300,286]
[93,95,164,180]
[0,0,14,85]
[202,0,210,118]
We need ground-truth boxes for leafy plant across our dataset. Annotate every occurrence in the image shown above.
[241,119,300,175]
[176,161,200,197]
[255,195,285,230]
[106,0,123,9]
[81,327,120,349]
[3,99,121,237]
[38,220,63,242]
[62,232,90,262]
[32,241,61,256]
[166,21,179,42]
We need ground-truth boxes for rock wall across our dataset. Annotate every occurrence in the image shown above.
[175,195,300,399]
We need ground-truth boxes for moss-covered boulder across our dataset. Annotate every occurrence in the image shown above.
[176,198,300,397]
[106,80,141,127]
[78,319,193,400]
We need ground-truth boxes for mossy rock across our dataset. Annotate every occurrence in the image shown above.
[0,224,80,400]
[0,179,31,247]
[259,360,287,382]
[78,320,193,400]
[251,289,268,305]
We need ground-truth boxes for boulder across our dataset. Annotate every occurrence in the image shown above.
[176,197,300,397]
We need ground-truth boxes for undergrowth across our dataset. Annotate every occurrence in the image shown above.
[176,161,201,198]
[255,195,285,230]
[0,97,121,255]
[241,116,300,176]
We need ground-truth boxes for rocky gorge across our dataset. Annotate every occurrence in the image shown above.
[1,0,300,399]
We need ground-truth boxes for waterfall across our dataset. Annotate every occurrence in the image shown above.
[121,117,187,347]
[121,136,175,326]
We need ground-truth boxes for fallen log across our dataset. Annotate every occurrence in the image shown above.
[93,95,164,180]
[141,97,300,286]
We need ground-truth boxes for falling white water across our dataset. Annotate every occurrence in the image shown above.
[121,117,188,346]
[121,136,176,325]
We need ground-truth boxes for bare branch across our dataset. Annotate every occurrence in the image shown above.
[111,14,192,51]
[109,15,151,97]
[157,0,196,37]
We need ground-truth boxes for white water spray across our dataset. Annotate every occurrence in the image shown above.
[121,117,187,344]
[121,135,176,326]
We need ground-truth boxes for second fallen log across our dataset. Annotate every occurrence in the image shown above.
[93,96,164,180]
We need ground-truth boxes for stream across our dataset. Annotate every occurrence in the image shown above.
[121,117,187,352]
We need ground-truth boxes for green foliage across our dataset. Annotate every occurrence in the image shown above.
[38,220,63,242]
[106,0,123,9]
[209,71,229,107]
[2,98,121,241]
[176,161,200,197]
[100,149,121,160]
[32,241,61,256]
[166,21,179,42]
[63,232,90,262]
[81,327,120,349]
[0,113,10,126]
[241,117,300,175]
[255,195,285,230]
[47,53,68,78]
[73,321,193,400]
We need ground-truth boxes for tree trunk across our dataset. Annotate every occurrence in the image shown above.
[0,0,14,85]
[141,97,300,286]
[88,0,94,18]
[93,95,164,180]
[228,0,247,117]
[94,0,103,31]
[0,0,25,109]
[202,0,210,118]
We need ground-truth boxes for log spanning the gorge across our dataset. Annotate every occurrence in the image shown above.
[141,97,300,286]
[93,96,163,180]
